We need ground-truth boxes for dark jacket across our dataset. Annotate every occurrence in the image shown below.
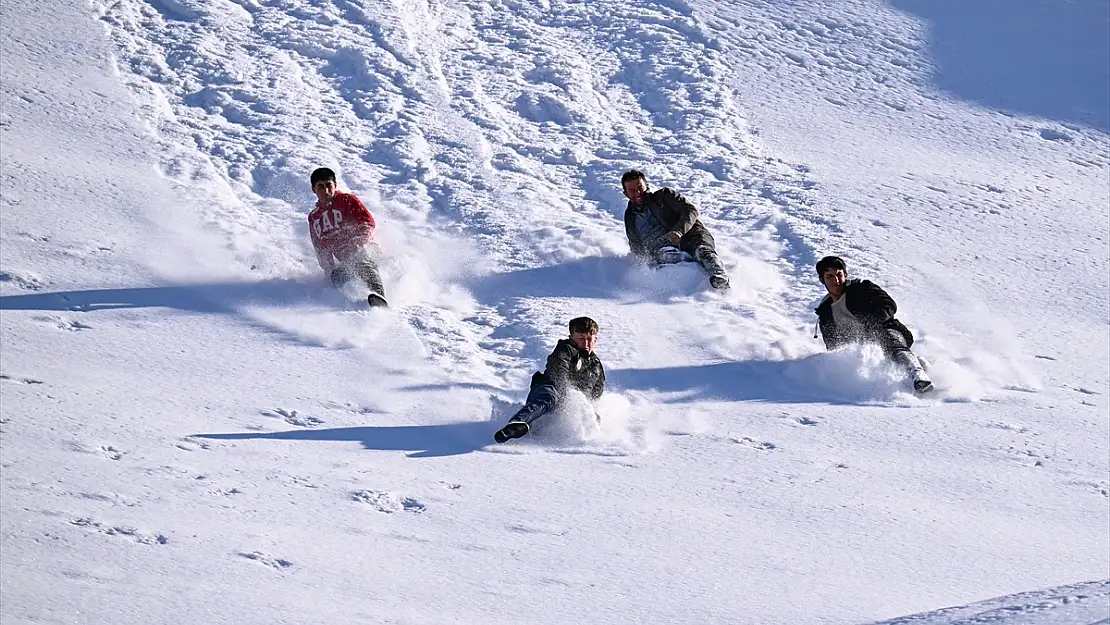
[624,187,709,258]
[815,279,913,351]
[531,339,606,400]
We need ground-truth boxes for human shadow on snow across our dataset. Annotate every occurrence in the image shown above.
[466,255,706,302]
[0,278,329,314]
[608,352,902,405]
[0,278,354,348]
[195,420,492,458]
[466,255,635,301]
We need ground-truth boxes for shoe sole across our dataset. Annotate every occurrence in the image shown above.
[494,421,530,443]
[367,293,389,307]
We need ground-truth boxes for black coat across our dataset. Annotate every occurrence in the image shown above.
[815,279,913,351]
[531,339,606,400]
[624,187,711,258]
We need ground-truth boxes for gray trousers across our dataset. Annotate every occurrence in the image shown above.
[330,244,386,296]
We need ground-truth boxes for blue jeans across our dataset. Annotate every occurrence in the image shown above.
[511,384,561,425]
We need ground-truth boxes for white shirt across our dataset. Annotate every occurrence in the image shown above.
[831,294,867,339]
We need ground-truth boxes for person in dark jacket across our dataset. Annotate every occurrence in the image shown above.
[621,170,730,289]
[494,316,607,443]
[814,256,934,393]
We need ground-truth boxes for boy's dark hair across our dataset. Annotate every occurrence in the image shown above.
[568,316,599,335]
[815,255,847,276]
[620,169,647,186]
[311,167,337,186]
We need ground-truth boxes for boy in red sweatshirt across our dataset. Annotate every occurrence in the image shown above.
[307,167,387,307]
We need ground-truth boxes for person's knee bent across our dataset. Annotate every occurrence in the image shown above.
[527,383,561,408]
[330,267,351,286]
[680,227,716,255]
[694,245,719,262]
[352,255,385,294]
[878,328,910,358]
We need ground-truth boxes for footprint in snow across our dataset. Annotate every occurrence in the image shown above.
[321,400,382,415]
[289,475,320,489]
[70,518,167,545]
[0,374,44,385]
[0,270,45,290]
[175,436,211,451]
[731,437,777,451]
[352,489,425,513]
[987,422,1030,434]
[262,408,323,427]
[1039,128,1072,142]
[32,315,93,331]
[209,487,243,497]
[239,551,293,569]
[507,523,568,537]
[65,442,125,460]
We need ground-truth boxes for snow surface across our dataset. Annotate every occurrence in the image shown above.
[1,0,1107,623]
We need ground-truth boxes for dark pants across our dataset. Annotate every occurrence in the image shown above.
[874,328,923,374]
[510,383,561,425]
[330,245,386,296]
[874,328,909,357]
[678,224,727,280]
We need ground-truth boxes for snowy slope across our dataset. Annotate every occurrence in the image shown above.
[866,580,1109,625]
[1,0,1107,624]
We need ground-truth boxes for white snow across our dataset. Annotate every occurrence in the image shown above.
[1,0,1107,623]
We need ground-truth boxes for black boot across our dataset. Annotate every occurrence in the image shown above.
[696,247,730,289]
[494,419,530,443]
[893,351,934,393]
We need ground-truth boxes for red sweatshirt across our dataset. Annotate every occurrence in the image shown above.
[308,191,376,267]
